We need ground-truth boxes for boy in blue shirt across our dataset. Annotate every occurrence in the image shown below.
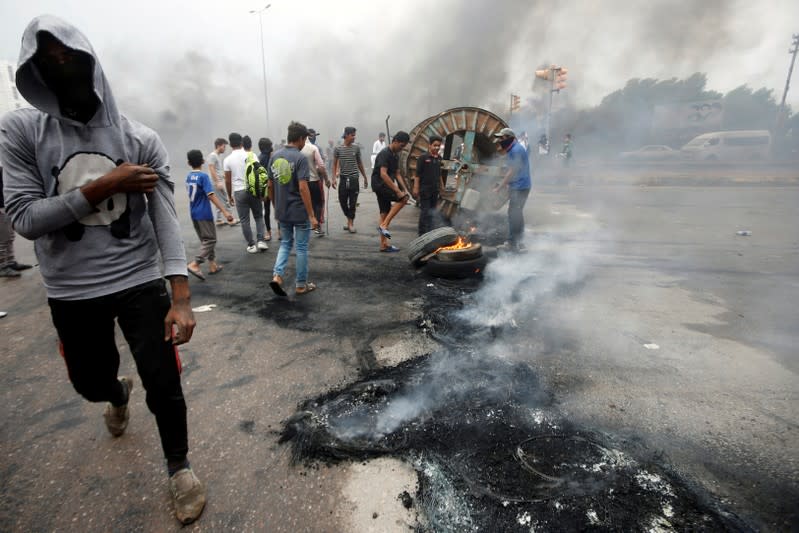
[186,150,234,280]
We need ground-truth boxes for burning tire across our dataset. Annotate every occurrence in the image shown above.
[434,242,483,262]
[408,227,459,266]
[423,255,487,279]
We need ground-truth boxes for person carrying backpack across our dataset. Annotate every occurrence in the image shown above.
[224,133,268,253]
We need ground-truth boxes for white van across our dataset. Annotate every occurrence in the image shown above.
[680,130,771,161]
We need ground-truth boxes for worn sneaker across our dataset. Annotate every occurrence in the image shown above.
[246,244,258,254]
[170,467,206,524]
[104,377,133,437]
[9,261,32,271]
[256,240,269,251]
[0,267,21,278]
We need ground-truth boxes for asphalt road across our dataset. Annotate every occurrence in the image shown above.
[1,176,797,531]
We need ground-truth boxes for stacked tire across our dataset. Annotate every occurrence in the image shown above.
[408,227,488,279]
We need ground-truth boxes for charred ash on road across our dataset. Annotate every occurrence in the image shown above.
[280,278,748,531]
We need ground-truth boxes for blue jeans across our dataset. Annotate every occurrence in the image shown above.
[273,221,311,287]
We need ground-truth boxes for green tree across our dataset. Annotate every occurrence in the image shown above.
[721,86,780,130]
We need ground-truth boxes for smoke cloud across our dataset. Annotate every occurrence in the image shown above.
[76,0,796,160]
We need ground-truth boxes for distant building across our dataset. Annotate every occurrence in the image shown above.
[0,60,30,116]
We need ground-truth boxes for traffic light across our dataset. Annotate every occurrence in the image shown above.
[510,94,521,112]
[534,68,552,81]
[555,67,568,90]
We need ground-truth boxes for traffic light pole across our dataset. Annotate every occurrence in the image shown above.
[545,67,557,154]
[534,65,566,154]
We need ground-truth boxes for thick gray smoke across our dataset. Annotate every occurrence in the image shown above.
[457,234,596,329]
[108,49,266,160]
[96,0,777,161]
[328,229,601,442]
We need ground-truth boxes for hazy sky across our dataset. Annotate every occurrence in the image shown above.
[1,0,797,152]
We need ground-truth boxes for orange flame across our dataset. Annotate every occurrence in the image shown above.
[437,236,472,252]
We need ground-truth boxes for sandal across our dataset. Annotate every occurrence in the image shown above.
[377,226,392,239]
[208,265,223,275]
[187,266,206,281]
[295,282,317,295]
[380,245,400,253]
[269,275,287,296]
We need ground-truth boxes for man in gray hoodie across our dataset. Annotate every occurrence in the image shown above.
[0,16,205,524]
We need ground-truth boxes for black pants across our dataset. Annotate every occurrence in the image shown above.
[262,199,272,232]
[508,188,531,247]
[309,180,324,222]
[49,279,188,464]
[338,179,359,220]
[418,191,440,235]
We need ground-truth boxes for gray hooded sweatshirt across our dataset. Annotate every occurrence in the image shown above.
[0,15,186,300]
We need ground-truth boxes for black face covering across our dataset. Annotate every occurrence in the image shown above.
[33,33,98,122]
[499,137,514,150]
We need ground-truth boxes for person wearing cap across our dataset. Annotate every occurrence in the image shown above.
[371,131,411,252]
[371,132,386,169]
[492,127,531,252]
[301,128,328,236]
[332,126,368,233]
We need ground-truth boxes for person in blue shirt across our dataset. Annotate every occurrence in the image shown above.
[185,150,234,280]
[492,128,531,252]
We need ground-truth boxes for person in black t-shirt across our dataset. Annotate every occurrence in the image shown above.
[412,135,445,235]
[370,131,411,252]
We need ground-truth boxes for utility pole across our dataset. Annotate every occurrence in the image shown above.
[546,78,554,149]
[250,4,272,135]
[778,33,799,131]
[779,33,799,110]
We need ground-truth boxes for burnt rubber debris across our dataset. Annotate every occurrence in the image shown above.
[280,272,748,532]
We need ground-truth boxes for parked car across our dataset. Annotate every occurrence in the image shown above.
[680,130,771,161]
[618,145,679,161]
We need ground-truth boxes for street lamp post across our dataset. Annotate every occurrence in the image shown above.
[250,4,271,135]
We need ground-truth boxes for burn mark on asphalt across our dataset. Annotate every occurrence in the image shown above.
[278,274,749,531]
[239,419,256,434]
[48,416,87,433]
[280,351,747,531]
[219,375,256,389]
[27,397,83,424]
